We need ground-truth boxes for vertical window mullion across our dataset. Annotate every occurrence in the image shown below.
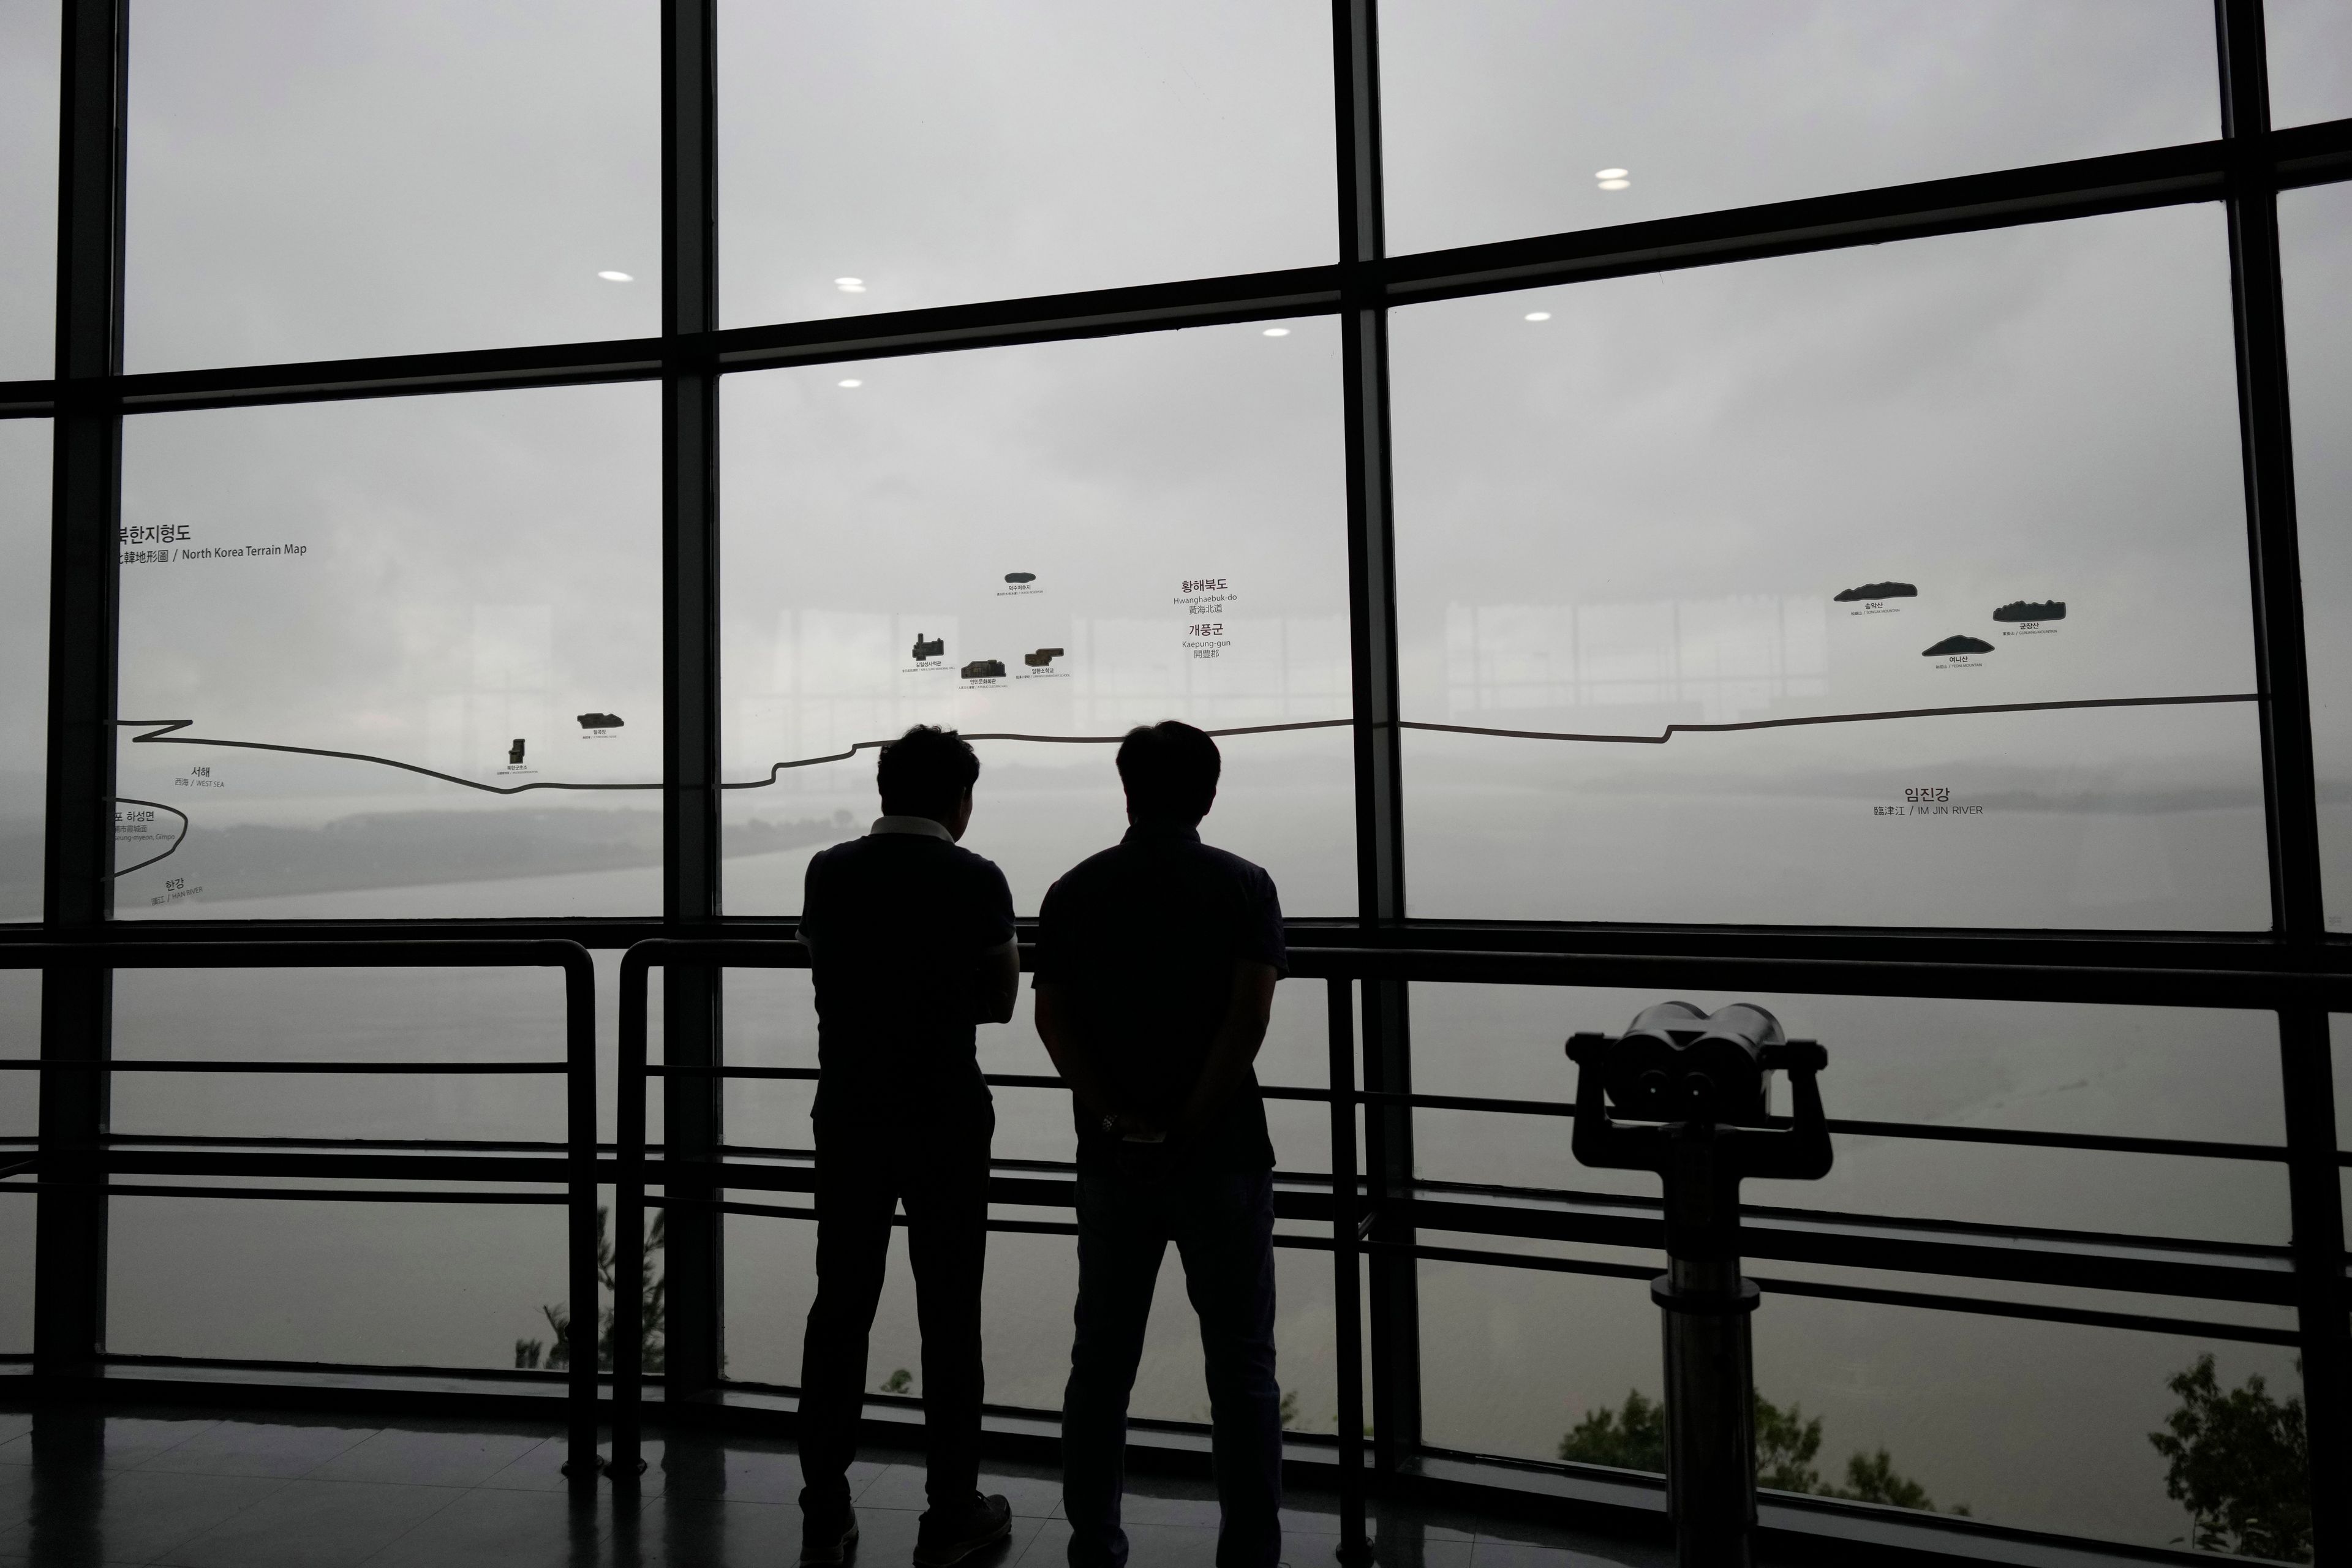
[2217,2,2349,1560]
[660,0,727,1402]
[36,0,128,1386]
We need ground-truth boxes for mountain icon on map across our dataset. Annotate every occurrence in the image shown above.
[1922,635,1994,657]
[1834,581,1917,602]
[1992,600,2065,622]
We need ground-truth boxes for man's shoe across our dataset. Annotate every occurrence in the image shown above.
[799,1510,860,1567]
[913,1491,1012,1567]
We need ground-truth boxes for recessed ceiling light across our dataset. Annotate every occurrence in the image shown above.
[837,379,862,388]
[1262,326,1291,337]
[834,277,867,292]
[1598,178,1631,191]
[1524,311,1551,321]
[1595,168,1628,180]
[597,270,633,282]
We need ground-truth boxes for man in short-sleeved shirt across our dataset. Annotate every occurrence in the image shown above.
[1034,721,1289,1568]
[796,726,1019,1568]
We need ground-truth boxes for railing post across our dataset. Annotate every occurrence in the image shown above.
[1359,976,1421,1472]
[2278,1004,2348,1565]
[36,0,128,1391]
[562,948,603,1489]
[1327,978,1374,1565]
[1333,0,1423,1476]
[611,944,656,1481]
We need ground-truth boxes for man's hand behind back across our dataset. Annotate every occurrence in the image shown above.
[1171,960,1279,1142]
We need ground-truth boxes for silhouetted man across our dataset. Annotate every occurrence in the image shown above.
[797,725,1019,1568]
[1035,722,1287,1568]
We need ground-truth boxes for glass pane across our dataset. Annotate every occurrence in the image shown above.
[0,420,47,920]
[1381,0,2217,256]
[717,1,1333,328]
[1411,983,2288,1245]
[0,0,58,377]
[1394,206,2265,929]
[1754,1295,2305,1549]
[108,1196,565,1370]
[2282,181,2352,927]
[110,968,571,1143]
[2269,0,2352,129]
[723,1216,1341,1434]
[123,0,658,372]
[0,971,32,1351]
[1427,1258,2299,1551]
[115,385,661,919]
[720,323,1353,917]
[1420,1259,1656,1464]
[2335,1016,2352,1151]
[0,968,37,1137]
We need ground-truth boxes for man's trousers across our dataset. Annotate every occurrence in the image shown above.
[798,1104,994,1513]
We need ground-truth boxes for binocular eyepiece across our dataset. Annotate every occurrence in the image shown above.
[1566,1000,1825,1125]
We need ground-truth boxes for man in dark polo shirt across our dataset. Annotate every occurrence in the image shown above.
[1034,721,1288,1568]
[796,725,1020,1568]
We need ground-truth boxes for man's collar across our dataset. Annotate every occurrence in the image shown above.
[870,815,954,842]
[1121,819,1201,845]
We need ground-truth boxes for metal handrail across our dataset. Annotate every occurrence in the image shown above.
[608,932,2338,1544]
[4,939,603,1485]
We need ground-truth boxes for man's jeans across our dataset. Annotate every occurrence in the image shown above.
[799,1105,993,1515]
[1062,1163,1281,1568]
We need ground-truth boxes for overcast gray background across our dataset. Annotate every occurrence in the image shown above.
[4,1,2351,1550]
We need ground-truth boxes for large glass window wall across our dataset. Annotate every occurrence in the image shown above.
[4,5,2346,1562]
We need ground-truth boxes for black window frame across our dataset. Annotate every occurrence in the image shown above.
[4,1,2348,1558]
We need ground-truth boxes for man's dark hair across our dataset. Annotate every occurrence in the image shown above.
[876,725,981,823]
[1116,721,1221,823]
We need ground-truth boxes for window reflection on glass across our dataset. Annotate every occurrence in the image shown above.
[718,323,1354,916]
[0,421,47,921]
[0,0,58,377]
[1393,205,2266,928]
[1380,0,2216,256]
[717,0,1333,327]
[2282,183,2352,929]
[2268,0,2352,129]
[115,385,661,919]
[124,0,659,371]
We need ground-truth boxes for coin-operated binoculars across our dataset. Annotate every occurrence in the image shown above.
[1564,1002,1832,1568]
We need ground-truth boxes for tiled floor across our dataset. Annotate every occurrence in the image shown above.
[0,1408,1672,1568]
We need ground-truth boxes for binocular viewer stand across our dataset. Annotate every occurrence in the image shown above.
[1565,1002,1833,1568]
